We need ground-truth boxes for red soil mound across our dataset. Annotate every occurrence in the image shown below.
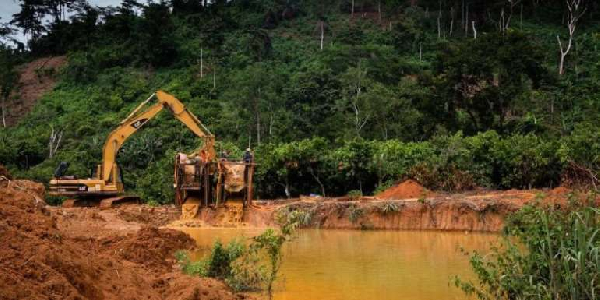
[0,181,248,300]
[376,179,431,200]
[102,226,196,270]
[548,186,570,195]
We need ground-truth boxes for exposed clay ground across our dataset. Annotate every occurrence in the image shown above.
[0,173,575,300]
[170,184,572,232]
[0,177,252,300]
[4,56,67,126]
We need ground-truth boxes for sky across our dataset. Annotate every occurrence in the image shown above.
[0,0,130,42]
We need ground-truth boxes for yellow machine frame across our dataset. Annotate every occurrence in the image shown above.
[49,91,216,200]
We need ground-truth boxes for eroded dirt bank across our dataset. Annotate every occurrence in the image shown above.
[172,188,569,233]
[0,178,250,300]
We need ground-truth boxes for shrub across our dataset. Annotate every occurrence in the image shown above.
[348,205,364,223]
[275,206,314,228]
[378,202,400,215]
[347,190,363,200]
[456,196,600,300]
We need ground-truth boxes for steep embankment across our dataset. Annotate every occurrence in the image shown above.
[0,172,251,300]
[172,181,570,233]
[4,56,66,126]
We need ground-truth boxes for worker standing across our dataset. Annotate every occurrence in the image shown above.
[243,148,253,163]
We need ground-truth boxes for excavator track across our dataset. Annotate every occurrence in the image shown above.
[99,196,141,209]
[61,196,140,209]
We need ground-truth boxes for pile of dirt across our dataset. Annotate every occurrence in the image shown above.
[102,226,196,270]
[548,186,570,196]
[0,181,249,300]
[5,56,67,126]
[117,205,181,227]
[376,179,432,200]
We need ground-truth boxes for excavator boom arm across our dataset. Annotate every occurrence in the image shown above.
[100,91,215,182]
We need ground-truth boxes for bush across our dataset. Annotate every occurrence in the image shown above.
[177,239,245,279]
[178,227,294,294]
[456,196,600,300]
[348,205,363,223]
[378,202,400,215]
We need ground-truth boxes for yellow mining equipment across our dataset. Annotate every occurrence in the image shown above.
[175,155,255,225]
[49,90,215,207]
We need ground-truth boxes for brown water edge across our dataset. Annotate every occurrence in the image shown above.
[177,228,498,300]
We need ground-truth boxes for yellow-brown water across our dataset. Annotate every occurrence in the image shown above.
[179,228,498,300]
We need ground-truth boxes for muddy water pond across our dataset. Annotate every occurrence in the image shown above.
[179,228,497,300]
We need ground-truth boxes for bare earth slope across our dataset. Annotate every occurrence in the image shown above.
[5,56,66,126]
[0,176,250,300]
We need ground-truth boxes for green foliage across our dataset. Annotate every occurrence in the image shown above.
[275,206,314,228]
[177,239,245,279]
[4,0,600,203]
[348,205,363,223]
[178,211,304,294]
[456,197,600,300]
[346,189,362,199]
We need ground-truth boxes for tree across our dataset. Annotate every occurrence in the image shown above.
[557,0,586,75]
[434,32,546,133]
[337,62,371,138]
[0,46,19,128]
[11,0,46,42]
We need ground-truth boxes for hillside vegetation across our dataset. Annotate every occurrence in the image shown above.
[1,0,600,202]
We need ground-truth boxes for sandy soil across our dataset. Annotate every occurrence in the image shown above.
[0,177,252,300]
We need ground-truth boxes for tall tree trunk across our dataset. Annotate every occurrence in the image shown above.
[520,3,523,29]
[200,48,204,78]
[450,7,454,36]
[213,66,216,89]
[320,21,324,50]
[256,87,261,144]
[352,0,355,16]
[557,0,586,75]
[309,167,326,197]
[464,4,469,36]
[472,21,477,39]
[461,0,465,31]
[378,1,382,22]
[1,98,6,128]
[437,0,442,39]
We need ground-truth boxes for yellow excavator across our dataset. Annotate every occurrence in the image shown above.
[49,90,216,208]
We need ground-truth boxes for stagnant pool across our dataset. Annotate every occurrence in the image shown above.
[178,228,497,300]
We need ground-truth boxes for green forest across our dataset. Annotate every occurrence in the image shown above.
[1,0,600,202]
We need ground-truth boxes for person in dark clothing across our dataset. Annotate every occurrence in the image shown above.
[54,162,70,178]
[243,148,253,163]
[220,150,229,161]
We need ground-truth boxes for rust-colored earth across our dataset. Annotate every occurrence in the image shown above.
[4,56,66,126]
[0,167,582,300]
[375,179,432,199]
[0,176,252,300]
